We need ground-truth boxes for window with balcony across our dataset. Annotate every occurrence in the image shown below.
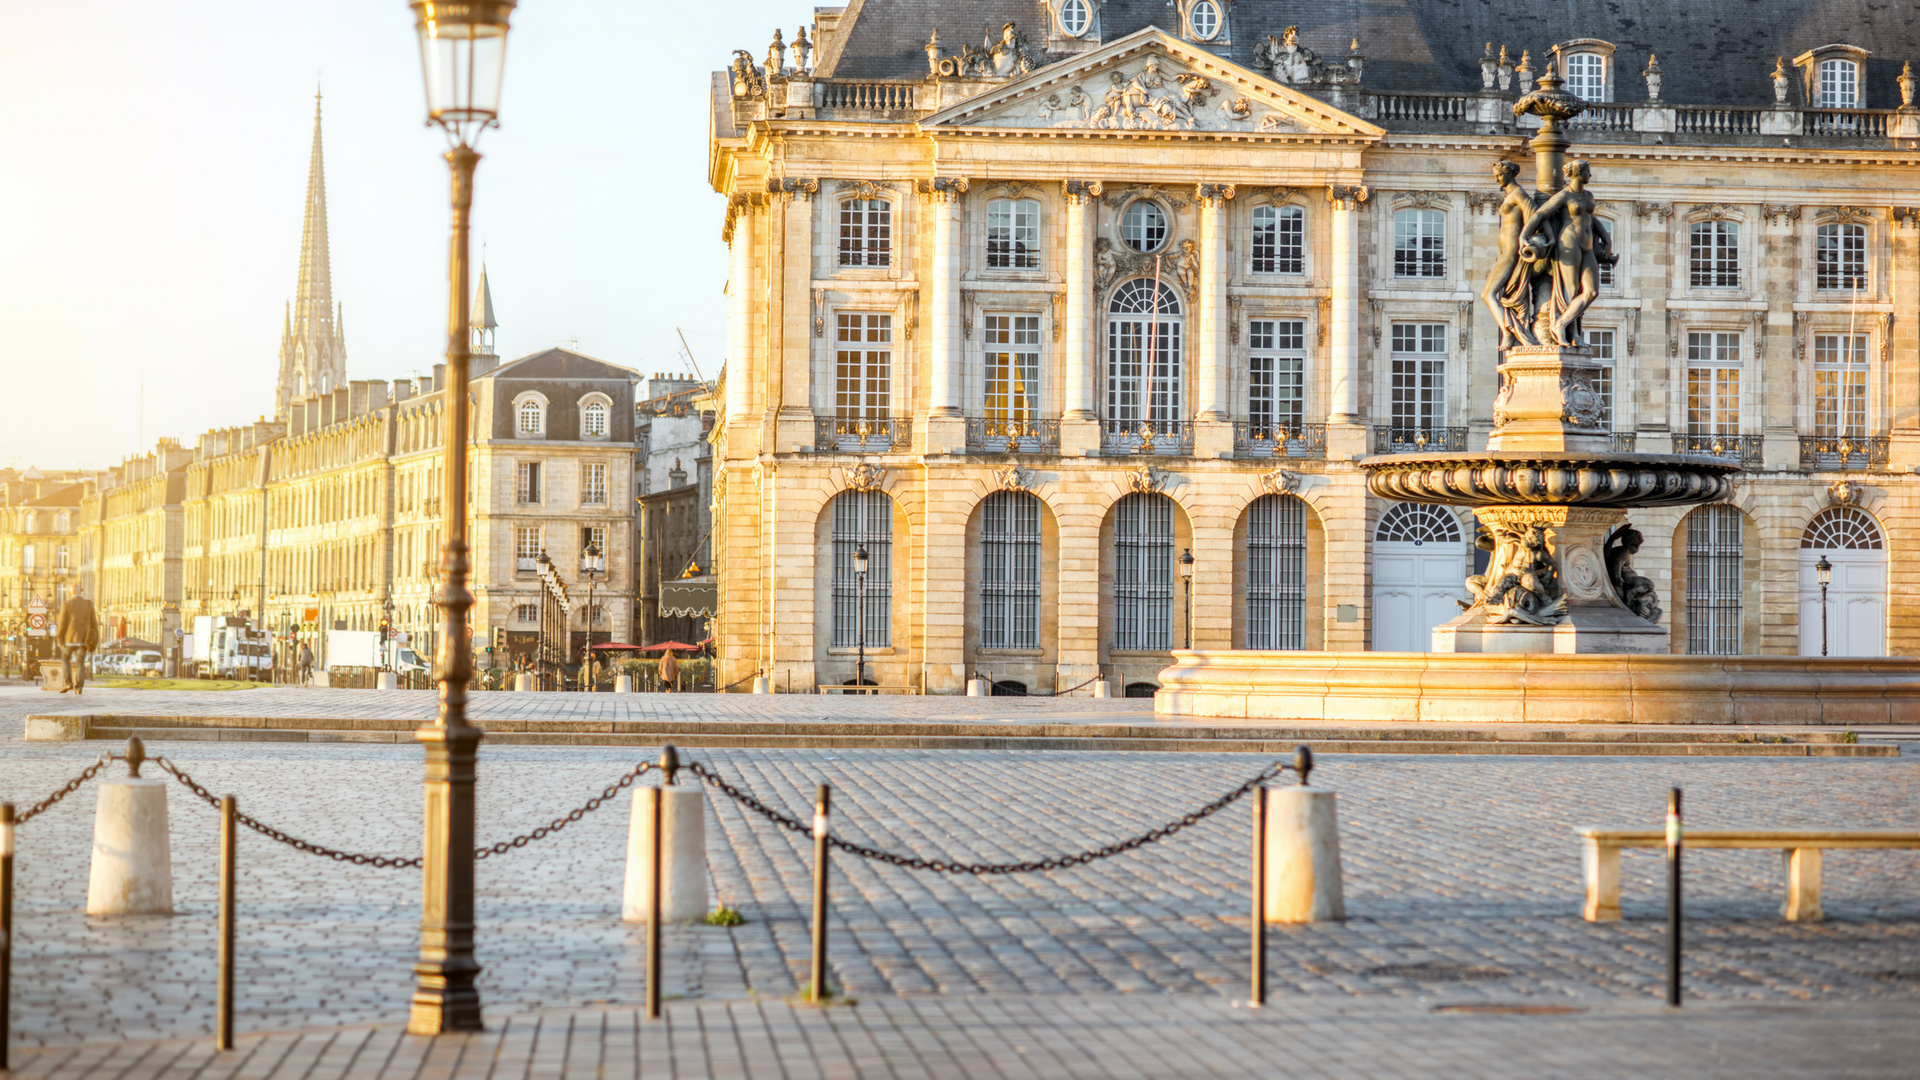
[1812,334,1869,437]
[1250,205,1304,274]
[581,462,608,506]
[983,315,1041,421]
[1389,323,1448,430]
[1686,332,1742,435]
[986,199,1039,269]
[1393,210,1446,278]
[979,490,1042,650]
[838,199,891,267]
[516,462,541,504]
[1106,279,1183,432]
[835,313,892,421]
[1689,221,1739,287]
[1247,320,1305,432]
[1816,223,1867,291]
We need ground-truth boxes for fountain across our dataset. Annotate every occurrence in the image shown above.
[1157,69,1920,724]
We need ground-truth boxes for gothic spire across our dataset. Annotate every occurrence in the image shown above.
[276,90,348,415]
[471,263,498,360]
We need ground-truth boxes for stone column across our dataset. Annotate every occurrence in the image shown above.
[922,178,968,418]
[1327,186,1368,425]
[1061,181,1102,424]
[724,196,757,421]
[1196,184,1235,422]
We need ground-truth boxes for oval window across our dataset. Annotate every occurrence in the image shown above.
[1059,0,1090,37]
[1189,0,1220,40]
[1121,201,1168,253]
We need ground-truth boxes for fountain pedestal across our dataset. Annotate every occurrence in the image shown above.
[1488,346,1610,454]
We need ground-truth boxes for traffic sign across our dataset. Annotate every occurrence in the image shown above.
[26,612,48,636]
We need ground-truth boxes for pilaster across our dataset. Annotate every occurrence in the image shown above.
[1196,183,1234,422]
[1890,207,1920,468]
[1061,180,1101,421]
[921,178,968,418]
[1327,186,1368,423]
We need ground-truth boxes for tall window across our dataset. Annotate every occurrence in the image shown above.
[831,491,891,648]
[979,491,1041,650]
[1818,58,1858,108]
[1106,279,1182,429]
[21,546,31,571]
[983,315,1041,420]
[1588,329,1616,430]
[986,199,1039,269]
[1816,224,1867,291]
[1393,209,1446,278]
[835,313,892,419]
[1689,221,1739,287]
[55,545,69,570]
[516,462,541,504]
[1813,334,1869,437]
[581,524,607,557]
[1686,506,1743,656]
[1245,495,1306,650]
[1596,220,1615,287]
[1685,332,1742,434]
[1565,52,1607,102]
[837,198,891,267]
[517,398,544,436]
[1112,493,1173,651]
[514,603,537,623]
[581,462,608,505]
[582,400,608,437]
[55,512,70,532]
[1247,320,1305,432]
[514,526,542,570]
[1250,205,1304,274]
[1390,323,1448,430]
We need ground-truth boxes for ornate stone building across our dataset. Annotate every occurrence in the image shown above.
[709,5,1920,694]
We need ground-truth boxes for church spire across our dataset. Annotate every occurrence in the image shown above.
[471,263,498,361]
[275,90,348,416]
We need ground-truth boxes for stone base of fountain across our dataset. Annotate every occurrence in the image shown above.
[1431,604,1668,654]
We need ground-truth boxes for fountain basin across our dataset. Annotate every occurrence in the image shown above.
[1361,452,1736,509]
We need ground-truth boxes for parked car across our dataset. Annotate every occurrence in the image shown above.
[126,650,164,676]
[92,653,128,676]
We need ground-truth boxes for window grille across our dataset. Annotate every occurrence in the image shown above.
[583,400,608,437]
[835,314,893,420]
[1812,334,1869,438]
[1588,329,1615,429]
[1565,52,1607,102]
[1112,493,1174,650]
[979,491,1042,650]
[1689,221,1739,287]
[516,462,541,504]
[984,315,1042,420]
[1816,224,1866,291]
[1818,58,1858,108]
[1247,320,1305,431]
[1389,323,1448,430]
[831,491,892,647]
[581,462,608,505]
[1375,503,1462,545]
[1801,506,1883,550]
[986,199,1040,269]
[1686,505,1743,655]
[1251,205,1304,274]
[837,199,891,267]
[1246,495,1306,650]
[517,399,544,435]
[1106,279,1183,427]
[515,526,542,570]
[1121,201,1168,253]
[1393,209,1446,278]
[1685,332,1742,435]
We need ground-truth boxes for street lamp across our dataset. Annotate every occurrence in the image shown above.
[1179,548,1195,650]
[580,542,603,691]
[1816,554,1833,657]
[406,0,517,1038]
[854,545,869,693]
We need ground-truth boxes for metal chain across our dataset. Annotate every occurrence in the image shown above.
[474,760,654,859]
[15,754,117,825]
[687,759,1290,875]
[154,756,424,869]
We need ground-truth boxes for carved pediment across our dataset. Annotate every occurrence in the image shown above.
[921,29,1382,139]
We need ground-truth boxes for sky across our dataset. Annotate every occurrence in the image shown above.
[0,0,804,469]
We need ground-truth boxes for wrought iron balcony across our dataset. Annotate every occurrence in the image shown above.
[814,416,911,453]
[1233,422,1327,459]
[1101,419,1193,457]
[965,417,1060,454]
[1609,432,1638,453]
[1671,433,1764,467]
[1371,426,1468,454]
[1799,434,1889,471]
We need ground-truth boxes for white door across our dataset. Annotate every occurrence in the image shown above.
[1371,503,1469,653]
[1797,507,1887,657]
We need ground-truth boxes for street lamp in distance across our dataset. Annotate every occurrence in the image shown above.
[1816,554,1833,657]
[406,0,517,1039]
[580,542,603,690]
[1179,548,1195,650]
[854,544,869,693]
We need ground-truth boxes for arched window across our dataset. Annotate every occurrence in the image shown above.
[980,491,1042,650]
[831,491,892,647]
[1186,0,1221,40]
[1121,201,1168,253]
[838,198,892,267]
[986,198,1040,269]
[1816,224,1867,291]
[1802,506,1882,550]
[1112,493,1174,650]
[1245,495,1307,649]
[1818,58,1859,108]
[517,397,545,436]
[582,399,609,438]
[1393,209,1446,278]
[1106,279,1182,434]
[1685,505,1743,655]
[1565,52,1607,101]
[1375,503,1462,546]
[1250,204,1304,274]
[1057,0,1091,36]
[23,512,37,535]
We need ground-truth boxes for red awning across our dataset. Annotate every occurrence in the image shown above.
[637,641,700,652]
[591,642,648,652]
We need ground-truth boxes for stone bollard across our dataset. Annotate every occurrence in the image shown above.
[1263,785,1345,924]
[514,672,534,692]
[376,671,398,691]
[87,777,174,916]
[615,674,634,693]
[967,677,988,697]
[622,782,708,924]
[1091,679,1111,698]
[752,675,770,694]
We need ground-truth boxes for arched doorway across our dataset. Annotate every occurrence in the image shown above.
[1371,503,1467,652]
[1799,506,1886,656]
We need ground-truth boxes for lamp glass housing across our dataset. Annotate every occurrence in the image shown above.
[1816,554,1833,587]
[411,0,517,144]
[854,546,870,575]
[582,543,604,576]
[1179,548,1195,579]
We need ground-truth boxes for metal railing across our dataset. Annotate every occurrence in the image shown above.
[814,416,912,453]
[1569,103,1636,131]
[1672,433,1764,467]
[1100,419,1193,456]
[1805,109,1890,137]
[816,80,918,112]
[1673,105,1764,135]
[1375,92,1471,123]
[965,417,1061,454]
[1233,422,1328,459]
[1609,432,1638,453]
[1371,426,1468,454]
[1799,434,1889,471]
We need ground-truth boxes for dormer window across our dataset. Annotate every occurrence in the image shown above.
[1188,0,1221,40]
[1555,41,1615,102]
[1819,58,1858,107]
[1057,0,1091,37]
[1795,45,1870,108]
[1175,0,1229,44]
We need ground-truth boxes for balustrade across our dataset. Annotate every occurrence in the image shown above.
[1799,434,1889,471]
[1371,426,1468,454]
[1672,433,1764,467]
[1100,419,1193,457]
[814,416,912,453]
[965,418,1061,455]
[1233,422,1328,459]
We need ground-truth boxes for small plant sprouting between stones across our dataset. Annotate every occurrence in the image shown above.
[704,906,745,926]
[1840,729,1859,744]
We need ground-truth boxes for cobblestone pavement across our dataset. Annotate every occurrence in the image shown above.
[11,998,1920,1080]
[5,730,1917,1051]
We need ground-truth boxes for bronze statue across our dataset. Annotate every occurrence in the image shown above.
[1482,161,1542,350]
[1604,526,1662,622]
[1516,160,1615,347]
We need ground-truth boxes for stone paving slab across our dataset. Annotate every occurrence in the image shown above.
[9,997,1919,1080]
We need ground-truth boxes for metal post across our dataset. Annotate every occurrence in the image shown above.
[1666,786,1682,1008]
[855,570,866,693]
[217,795,236,1051]
[410,144,486,1036]
[1820,580,1830,657]
[2,803,14,1072]
[645,784,662,1020]
[811,784,831,1003]
[1249,785,1266,1008]
[1183,573,1192,650]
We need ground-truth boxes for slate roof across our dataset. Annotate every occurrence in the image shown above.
[810,0,1920,107]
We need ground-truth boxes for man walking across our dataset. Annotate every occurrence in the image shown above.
[56,584,99,695]
[298,640,315,685]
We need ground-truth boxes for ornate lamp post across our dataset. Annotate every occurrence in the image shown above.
[1179,548,1195,649]
[405,0,517,1036]
[1816,554,1833,657]
[580,542,603,690]
[854,545,869,691]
